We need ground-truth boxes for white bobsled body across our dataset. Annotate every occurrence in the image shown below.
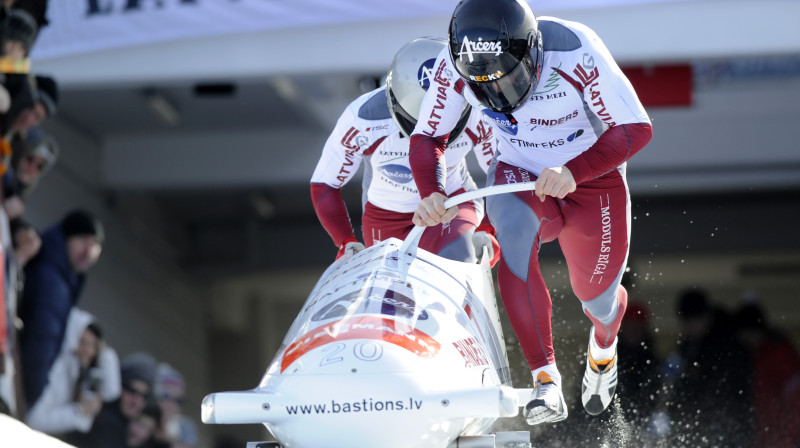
[202,237,530,448]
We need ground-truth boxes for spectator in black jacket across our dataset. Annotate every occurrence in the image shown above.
[18,209,104,408]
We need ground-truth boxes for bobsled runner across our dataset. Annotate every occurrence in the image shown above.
[202,184,537,448]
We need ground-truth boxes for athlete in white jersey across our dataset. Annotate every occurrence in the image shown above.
[408,0,653,424]
[310,37,499,264]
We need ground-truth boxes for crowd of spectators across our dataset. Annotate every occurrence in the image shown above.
[0,2,198,447]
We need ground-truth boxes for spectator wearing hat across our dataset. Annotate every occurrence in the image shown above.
[3,74,58,142]
[0,7,38,60]
[17,209,104,409]
[118,352,157,419]
[69,352,158,448]
[2,126,59,219]
[0,8,40,139]
[11,0,51,32]
[153,363,199,448]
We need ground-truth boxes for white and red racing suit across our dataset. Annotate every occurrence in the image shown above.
[310,86,496,262]
[409,17,653,370]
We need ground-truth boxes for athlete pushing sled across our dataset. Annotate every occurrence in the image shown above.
[409,0,652,424]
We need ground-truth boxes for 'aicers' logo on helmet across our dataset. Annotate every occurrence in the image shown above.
[482,109,518,135]
[417,58,437,91]
[457,36,503,62]
[379,164,414,184]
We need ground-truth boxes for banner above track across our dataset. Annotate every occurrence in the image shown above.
[31,0,689,61]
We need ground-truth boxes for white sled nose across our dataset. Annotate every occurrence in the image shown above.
[203,379,520,448]
[202,383,520,425]
[202,391,270,425]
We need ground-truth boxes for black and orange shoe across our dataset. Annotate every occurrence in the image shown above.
[524,370,568,425]
[581,328,618,415]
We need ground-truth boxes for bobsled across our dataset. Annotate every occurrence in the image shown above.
[202,184,537,448]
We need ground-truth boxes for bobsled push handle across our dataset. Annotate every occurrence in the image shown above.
[400,182,537,255]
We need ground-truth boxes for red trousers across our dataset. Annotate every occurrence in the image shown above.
[489,162,629,370]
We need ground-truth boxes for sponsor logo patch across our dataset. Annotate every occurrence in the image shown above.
[573,53,616,127]
[533,63,563,94]
[481,109,518,135]
[591,194,613,283]
[457,36,503,63]
[529,110,579,128]
[469,71,504,82]
[417,58,438,90]
[341,127,369,151]
[379,164,414,184]
[567,129,584,142]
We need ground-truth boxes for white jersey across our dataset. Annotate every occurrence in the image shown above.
[311,86,496,213]
[413,16,651,178]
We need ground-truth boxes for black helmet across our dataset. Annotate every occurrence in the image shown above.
[386,37,471,143]
[449,0,543,113]
[0,9,39,56]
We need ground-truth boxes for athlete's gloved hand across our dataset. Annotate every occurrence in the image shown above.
[472,224,501,268]
[336,238,366,260]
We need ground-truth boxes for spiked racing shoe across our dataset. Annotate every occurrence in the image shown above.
[581,329,618,415]
[524,371,568,425]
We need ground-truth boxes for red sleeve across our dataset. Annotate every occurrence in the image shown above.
[408,133,447,199]
[310,182,357,248]
[565,123,653,184]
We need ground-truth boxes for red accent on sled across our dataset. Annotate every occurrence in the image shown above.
[280,316,441,372]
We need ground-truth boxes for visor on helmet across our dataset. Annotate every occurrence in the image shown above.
[466,52,535,113]
[386,86,417,138]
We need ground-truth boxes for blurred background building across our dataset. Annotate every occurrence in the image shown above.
[23,0,800,445]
